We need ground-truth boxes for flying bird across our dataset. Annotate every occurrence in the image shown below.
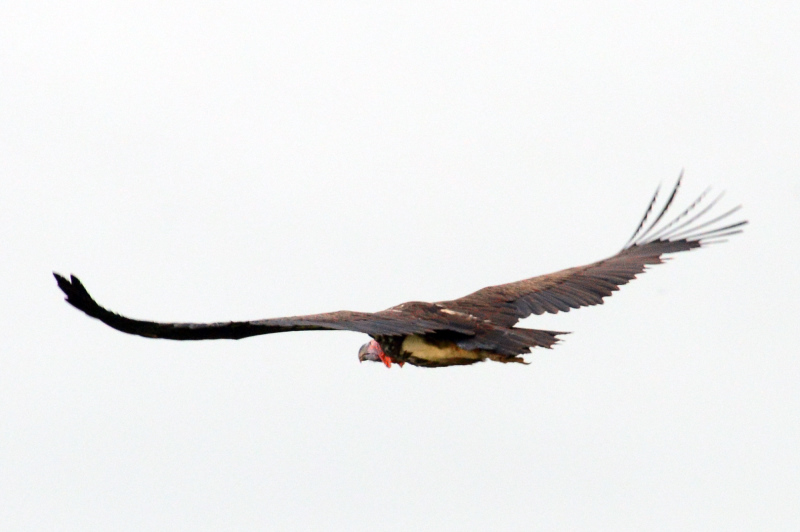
[55,176,746,368]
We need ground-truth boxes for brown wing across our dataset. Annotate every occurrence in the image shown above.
[440,175,747,327]
[54,274,462,340]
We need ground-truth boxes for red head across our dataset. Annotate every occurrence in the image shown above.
[358,339,384,363]
[358,339,401,367]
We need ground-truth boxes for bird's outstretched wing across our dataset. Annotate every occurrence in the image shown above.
[53,274,456,340]
[439,175,747,327]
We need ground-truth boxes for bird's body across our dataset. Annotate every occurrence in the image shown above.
[55,175,746,368]
[398,335,483,367]
[370,327,559,367]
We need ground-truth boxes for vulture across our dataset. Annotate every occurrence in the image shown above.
[55,176,746,368]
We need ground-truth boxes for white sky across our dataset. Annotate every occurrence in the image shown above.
[2,2,799,530]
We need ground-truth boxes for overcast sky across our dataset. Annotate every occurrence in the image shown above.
[2,2,799,530]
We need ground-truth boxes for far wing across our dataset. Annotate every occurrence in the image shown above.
[440,175,747,327]
[54,274,450,340]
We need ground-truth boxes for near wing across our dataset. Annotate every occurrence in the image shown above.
[54,274,452,340]
[440,175,747,327]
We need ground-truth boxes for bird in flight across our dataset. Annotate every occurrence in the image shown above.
[55,175,746,368]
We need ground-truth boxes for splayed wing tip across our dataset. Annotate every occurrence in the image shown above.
[54,272,93,308]
[625,177,746,251]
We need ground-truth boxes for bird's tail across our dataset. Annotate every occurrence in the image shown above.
[457,326,568,359]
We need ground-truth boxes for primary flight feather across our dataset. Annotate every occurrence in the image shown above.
[55,175,746,368]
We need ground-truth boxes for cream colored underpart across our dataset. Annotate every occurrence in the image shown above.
[400,335,487,363]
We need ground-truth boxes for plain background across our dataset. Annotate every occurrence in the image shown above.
[2,2,798,530]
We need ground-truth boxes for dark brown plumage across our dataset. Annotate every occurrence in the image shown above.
[55,175,746,367]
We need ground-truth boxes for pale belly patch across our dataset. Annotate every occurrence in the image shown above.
[400,335,486,363]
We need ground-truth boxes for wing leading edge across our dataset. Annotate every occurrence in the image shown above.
[53,274,452,340]
[440,174,747,327]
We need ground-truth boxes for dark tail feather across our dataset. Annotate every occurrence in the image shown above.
[457,327,568,356]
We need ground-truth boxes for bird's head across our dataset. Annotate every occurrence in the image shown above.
[358,339,384,363]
